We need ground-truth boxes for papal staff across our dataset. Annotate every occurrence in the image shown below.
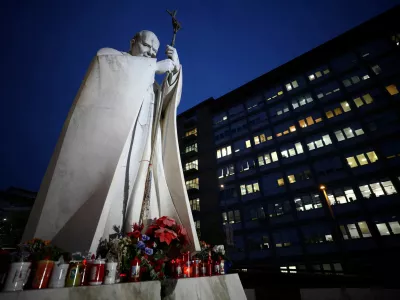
[138,10,182,226]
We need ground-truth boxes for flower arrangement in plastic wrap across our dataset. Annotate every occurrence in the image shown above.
[195,241,232,273]
[108,216,190,281]
[21,238,64,262]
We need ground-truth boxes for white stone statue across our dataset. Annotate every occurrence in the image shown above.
[22,30,200,253]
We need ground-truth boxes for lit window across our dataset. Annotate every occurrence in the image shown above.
[341,101,351,112]
[309,74,315,81]
[277,178,285,186]
[186,178,199,190]
[327,187,357,205]
[190,198,200,211]
[222,209,241,224]
[326,111,334,119]
[366,151,378,163]
[258,151,279,166]
[216,146,232,159]
[358,179,397,198]
[315,71,322,78]
[286,83,292,91]
[353,97,363,108]
[347,224,360,239]
[376,223,390,236]
[356,154,368,166]
[363,94,373,104]
[185,143,198,153]
[240,182,260,195]
[323,69,330,75]
[185,159,198,171]
[362,75,370,80]
[389,222,400,234]
[358,221,372,237]
[346,151,378,168]
[346,157,358,168]
[245,140,251,148]
[185,128,197,137]
[287,175,296,183]
[295,193,322,211]
[381,180,397,195]
[386,84,399,96]
[335,130,345,141]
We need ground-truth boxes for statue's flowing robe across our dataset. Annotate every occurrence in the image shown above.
[23,48,200,253]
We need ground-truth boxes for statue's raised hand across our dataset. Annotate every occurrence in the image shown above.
[166,45,180,73]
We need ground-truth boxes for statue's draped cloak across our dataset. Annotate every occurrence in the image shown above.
[23,48,200,253]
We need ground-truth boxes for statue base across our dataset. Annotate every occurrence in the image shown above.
[1,274,247,300]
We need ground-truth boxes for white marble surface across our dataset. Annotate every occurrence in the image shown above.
[1,281,160,300]
[0,274,247,300]
[162,274,247,300]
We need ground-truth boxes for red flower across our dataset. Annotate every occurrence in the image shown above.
[133,223,144,232]
[145,224,159,236]
[127,230,141,238]
[154,263,162,272]
[154,228,178,245]
[158,272,165,279]
[156,216,176,228]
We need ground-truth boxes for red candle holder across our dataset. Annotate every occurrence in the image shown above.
[192,260,199,277]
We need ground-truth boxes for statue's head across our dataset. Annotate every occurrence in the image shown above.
[130,30,160,58]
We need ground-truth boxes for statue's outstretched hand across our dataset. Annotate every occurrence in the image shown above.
[166,45,180,73]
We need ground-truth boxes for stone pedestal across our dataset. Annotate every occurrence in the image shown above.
[0,274,246,300]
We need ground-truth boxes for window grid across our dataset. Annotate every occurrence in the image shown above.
[292,94,314,110]
[298,115,323,128]
[240,182,260,195]
[327,187,357,205]
[295,193,322,211]
[340,221,371,240]
[334,126,364,142]
[258,151,279,166]
[307,134,332,151]
[359,179,397,199]
[218,164,235,178]
[185,143,197,153]
[185,178,199,190]
[222,209,241,225]
[353,93,374,108]
[189,198,200,211]
[217,145,232,159]
[268,201,291,217]
[185,159,198,171]
[281,142,304,158]
[325,101,351,119]
[308,68,330,81]
[346,151,378,168]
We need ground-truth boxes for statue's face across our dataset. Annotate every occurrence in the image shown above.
[131,31,159,58]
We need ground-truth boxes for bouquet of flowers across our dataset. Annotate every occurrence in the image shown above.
[196,241,230,262]
[114,216,189,281]
[20,238,64,261]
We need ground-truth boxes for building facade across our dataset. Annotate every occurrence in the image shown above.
[0,187,36,248]
[177,6,400,279]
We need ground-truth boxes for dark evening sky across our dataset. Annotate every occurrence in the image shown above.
[1,0,399,191]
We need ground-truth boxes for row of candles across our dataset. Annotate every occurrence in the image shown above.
[3,252,225,292]
[3,256,117,292]
[168,252,226,279]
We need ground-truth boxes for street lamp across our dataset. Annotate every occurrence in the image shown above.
[320,184,334,219]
